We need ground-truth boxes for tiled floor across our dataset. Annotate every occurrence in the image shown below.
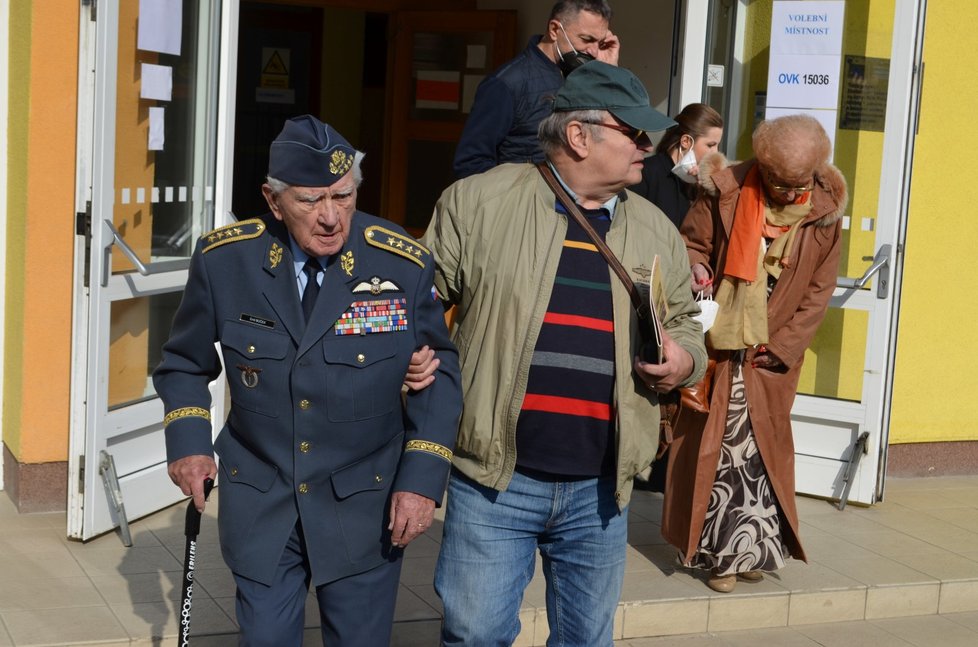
[1,476,978,646]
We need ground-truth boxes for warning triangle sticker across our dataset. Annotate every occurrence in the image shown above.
[263,51,288,76]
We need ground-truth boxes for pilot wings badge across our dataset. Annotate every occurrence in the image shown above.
[352,276,402,295]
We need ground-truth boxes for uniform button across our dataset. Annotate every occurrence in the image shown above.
[230,468,238,476]
[298,360,309,367]
[298,483,309,494]
[247,345,256,354]
[374,474,383,483]
[299,441,311,453]
[356,353,366,364]
[299,399,311,410]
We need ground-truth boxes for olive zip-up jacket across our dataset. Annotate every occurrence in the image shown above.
[422,163,707,509]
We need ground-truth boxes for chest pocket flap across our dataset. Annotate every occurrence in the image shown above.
[215,430,278,492]
[330,433,403,499]
[323,333,396,367]
[221,319,291,359]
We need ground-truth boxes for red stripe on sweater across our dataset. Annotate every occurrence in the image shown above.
[543,312,614,332]
[521,394,612,421]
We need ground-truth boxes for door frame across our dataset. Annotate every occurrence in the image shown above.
[0,0,9,492]
[68,0,239,540]
[679,0,926,505]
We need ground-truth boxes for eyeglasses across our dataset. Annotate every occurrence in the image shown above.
[587,121,651,147]
[768,182,813,194]
[762,168,813,194]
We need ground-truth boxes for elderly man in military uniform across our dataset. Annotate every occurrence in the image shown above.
[153,115,462,646]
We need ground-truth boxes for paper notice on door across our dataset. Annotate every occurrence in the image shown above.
[148,107,165,151]
[138,0,182,56]
[141,64,173,101]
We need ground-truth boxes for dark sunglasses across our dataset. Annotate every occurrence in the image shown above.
[587,120,651,147]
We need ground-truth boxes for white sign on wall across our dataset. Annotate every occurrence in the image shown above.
[765,1,845,154]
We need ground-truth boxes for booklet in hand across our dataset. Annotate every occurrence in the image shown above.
[635,255,667,364]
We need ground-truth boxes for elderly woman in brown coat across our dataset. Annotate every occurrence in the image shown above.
[662,114,847,593]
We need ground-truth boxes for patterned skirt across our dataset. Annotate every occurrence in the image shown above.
[688,354,788,576]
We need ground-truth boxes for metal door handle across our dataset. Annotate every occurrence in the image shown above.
[837,243,891,298]
[101,220,190,286]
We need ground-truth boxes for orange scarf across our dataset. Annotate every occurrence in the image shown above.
[724,165,810,282]
[723,165,765,282]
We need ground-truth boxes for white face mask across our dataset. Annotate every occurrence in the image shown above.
[670,142,699,184]
[692,291,719,332]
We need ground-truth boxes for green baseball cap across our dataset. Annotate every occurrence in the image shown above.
[553,61,676,133]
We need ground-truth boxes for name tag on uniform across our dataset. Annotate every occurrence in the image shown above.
[240,313,276,329]
[335,298,408,335]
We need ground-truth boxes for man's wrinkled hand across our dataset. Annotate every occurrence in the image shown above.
[168,455,218,512]
[388,491,436,548]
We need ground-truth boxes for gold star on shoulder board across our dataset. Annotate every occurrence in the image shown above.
[363,225,430,269]
[202,218,267,253]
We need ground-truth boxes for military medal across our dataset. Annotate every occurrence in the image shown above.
[335,298,408,335]
[236,364,262,388]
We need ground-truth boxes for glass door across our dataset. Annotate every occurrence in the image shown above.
[685,0,925,505]
[68,0,227,539]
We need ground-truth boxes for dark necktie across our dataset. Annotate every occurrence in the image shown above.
[301,258,323,322]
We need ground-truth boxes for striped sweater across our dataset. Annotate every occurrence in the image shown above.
[515,206,616,477]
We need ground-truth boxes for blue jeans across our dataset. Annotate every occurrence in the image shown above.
[435,469,628,647]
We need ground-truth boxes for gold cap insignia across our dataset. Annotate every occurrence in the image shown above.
[329,149,353,176]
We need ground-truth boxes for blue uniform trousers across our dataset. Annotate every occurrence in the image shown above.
[233,521,402,646]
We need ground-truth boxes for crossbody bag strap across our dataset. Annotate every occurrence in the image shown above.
[536,163,644,311]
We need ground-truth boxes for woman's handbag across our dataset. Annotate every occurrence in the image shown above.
[678,292,719,413]
[678,357,716,413]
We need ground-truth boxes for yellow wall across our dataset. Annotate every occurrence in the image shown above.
[889,1,978,443]
[3,1,78,462]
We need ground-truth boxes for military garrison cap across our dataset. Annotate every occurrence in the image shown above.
[268,114,356,187]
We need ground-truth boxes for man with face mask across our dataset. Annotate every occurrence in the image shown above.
[452,0,619,179]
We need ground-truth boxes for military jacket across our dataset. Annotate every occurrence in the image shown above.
[153,212,461,586]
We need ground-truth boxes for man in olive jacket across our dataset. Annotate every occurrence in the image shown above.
[423,62,706,646]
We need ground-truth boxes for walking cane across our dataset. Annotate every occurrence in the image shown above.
[179,477,214,646]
